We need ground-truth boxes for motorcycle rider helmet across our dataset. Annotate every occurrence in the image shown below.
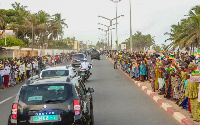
[84,58,87,62]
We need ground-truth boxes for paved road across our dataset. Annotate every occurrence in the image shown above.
[0,55,180,125]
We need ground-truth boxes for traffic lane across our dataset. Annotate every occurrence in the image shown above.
[0,96,15,125]
[85,56,180,125]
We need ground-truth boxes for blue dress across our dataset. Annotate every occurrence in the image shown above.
[140,64,147,76]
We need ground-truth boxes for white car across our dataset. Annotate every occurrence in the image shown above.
[40,65,77,78]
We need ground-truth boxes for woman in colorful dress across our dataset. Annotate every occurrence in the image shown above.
[140,60,147,82]
[185,63,200,122]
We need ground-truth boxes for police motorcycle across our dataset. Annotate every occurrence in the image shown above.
[78,59,92,83]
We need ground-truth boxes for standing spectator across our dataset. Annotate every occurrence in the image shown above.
[55,56,59,65]
[0,62,4,89]
[140,60,147,82]
[4,61,10,88]
[26,61,31,79]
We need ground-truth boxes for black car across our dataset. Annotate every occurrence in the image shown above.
[8,77,94,125]
[71,53,85,67]
[91,50,100,60]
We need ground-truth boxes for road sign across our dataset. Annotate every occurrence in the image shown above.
[121,44,126,50]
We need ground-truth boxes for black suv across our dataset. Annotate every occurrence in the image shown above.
[8,77,94,125]
[91,50,100,60]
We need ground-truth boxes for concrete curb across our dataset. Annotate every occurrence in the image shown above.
[107,57,196,125]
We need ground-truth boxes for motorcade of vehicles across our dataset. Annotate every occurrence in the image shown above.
[71,53,85,67]
[91,50,100,60]
[8,76,94,125]
[39,65,77,79]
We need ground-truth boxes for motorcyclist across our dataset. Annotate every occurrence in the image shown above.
[80,58,91,70]
[80,58,92,77]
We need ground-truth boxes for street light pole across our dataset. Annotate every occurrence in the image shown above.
[115,2,118,50]
[129,0,132,53]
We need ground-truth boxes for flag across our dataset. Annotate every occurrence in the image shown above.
[194,67,199,73]
[191,72,195,75]
[169,55,175,60]
[0,30,5,36]
[156,60,161,65]
[176,62,180,68]
[197,51,200,56]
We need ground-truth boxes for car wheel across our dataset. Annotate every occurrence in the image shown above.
[98,57,100,60]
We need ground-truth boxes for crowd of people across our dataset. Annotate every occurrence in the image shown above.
[0,54,68,89]
[112,51,200,122]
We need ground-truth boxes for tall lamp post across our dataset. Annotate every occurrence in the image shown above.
[110,0,121,50]
[98,15,123,50]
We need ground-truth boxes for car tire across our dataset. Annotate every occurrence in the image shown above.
[98,57,100,60]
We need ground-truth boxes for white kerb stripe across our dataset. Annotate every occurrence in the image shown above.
[0,94,16,105]
[153,96,162,102]
[173,112,186,123]
[142,86,147,90]
[147,90,153,95]
[161,103,172,111]
[137,83,141,86]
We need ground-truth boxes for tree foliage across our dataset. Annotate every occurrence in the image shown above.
[122,31,154,51]
[165,6,200,51]
[0,2,68,49]
[0,36,25,46]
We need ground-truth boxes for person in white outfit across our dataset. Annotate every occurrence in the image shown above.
[80,58,91,70]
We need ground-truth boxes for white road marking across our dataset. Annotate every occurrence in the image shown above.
[0,94,16,105]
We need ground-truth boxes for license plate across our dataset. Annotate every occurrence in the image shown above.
[77,60,80,61]
[33,115,58,121]
[81,72,85,75]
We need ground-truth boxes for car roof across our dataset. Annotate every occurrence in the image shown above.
[72,53,84,55]
[42,66,72,71]
[27,76,73,86]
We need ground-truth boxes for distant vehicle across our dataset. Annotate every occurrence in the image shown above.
[91,50,100,60]
[40,66,77,79]
[71,53,85,67]
[8,77,94,125]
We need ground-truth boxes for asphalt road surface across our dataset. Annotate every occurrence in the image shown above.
[0,55,180,125]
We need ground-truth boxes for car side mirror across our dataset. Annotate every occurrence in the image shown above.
[88,87,94,93]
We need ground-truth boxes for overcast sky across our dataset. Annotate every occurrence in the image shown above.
[0,0,199,48]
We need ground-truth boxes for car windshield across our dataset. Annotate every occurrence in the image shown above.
[41,70,69,78]
[72,54,84,59]
[20,84,72,105]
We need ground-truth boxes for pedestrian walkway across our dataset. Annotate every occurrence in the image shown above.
[107,56,197,125]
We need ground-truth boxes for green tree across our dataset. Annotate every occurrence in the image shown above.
[0,36,25,46]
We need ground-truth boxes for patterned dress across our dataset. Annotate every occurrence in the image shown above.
[149,63,156,89]
[185,74,200,121]
[173,75,182,99]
